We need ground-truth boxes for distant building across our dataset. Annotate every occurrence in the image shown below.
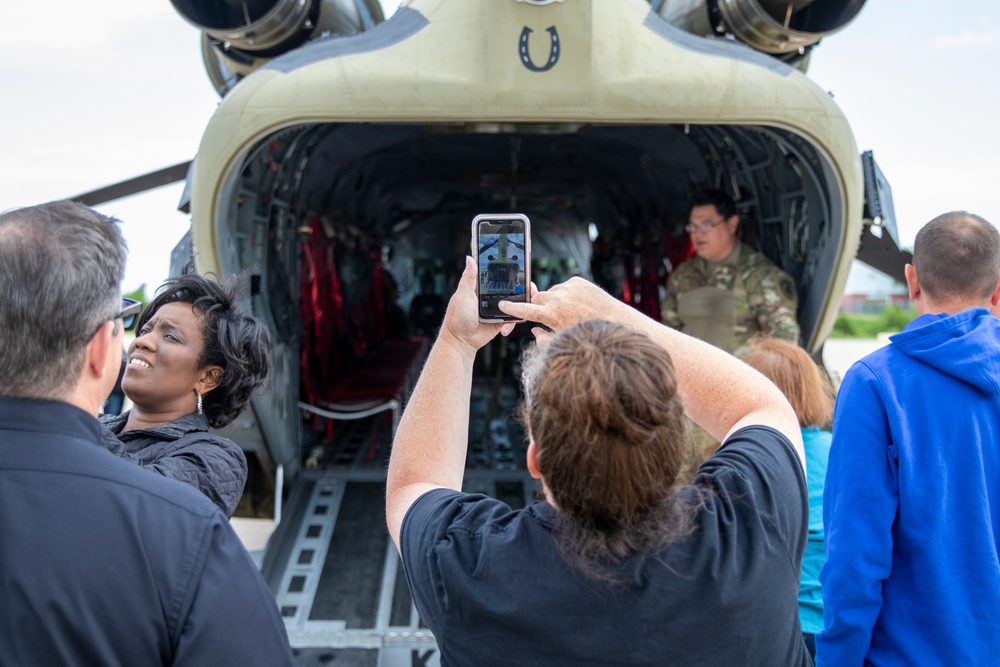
[839,260,910,315]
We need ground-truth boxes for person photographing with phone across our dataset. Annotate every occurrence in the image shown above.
[385,257,812,665]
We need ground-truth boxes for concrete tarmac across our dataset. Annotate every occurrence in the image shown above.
[822,335,891,385]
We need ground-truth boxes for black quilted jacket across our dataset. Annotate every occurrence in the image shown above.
[99,411,248,517]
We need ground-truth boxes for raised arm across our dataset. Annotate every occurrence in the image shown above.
[500,277,803,462]
[385,257,514,548]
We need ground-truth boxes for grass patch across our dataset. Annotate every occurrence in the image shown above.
[831,305,916,339]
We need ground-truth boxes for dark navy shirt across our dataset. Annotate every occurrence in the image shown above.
[0,395,296,666]
[401,426,811,666]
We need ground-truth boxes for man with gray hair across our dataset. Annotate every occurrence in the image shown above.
[818,211,1000,665]
[0,201,296,666]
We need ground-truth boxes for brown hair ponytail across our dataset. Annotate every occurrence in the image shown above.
[520,320,699,581]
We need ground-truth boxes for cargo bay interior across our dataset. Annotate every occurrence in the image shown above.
[197,121,842,651]
[213,121,839,481]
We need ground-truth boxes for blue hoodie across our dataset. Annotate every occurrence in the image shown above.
[817,309,1000,666]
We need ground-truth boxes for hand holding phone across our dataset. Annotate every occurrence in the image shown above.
[472,213,531,323]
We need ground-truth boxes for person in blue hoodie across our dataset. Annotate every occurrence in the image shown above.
[817,211,1000,666]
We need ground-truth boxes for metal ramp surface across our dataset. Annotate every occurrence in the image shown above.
[265,471,536,666]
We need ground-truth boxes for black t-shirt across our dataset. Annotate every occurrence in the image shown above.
[401,425,811,666]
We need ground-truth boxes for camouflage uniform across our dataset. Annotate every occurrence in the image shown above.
[662,243,799,353]
[663,243,799,469]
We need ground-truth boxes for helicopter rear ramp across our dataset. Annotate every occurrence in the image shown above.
[259,379,536,665]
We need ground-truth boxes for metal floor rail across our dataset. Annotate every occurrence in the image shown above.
[263,470,536,666]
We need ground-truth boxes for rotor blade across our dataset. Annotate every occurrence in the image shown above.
[70,160,192,207]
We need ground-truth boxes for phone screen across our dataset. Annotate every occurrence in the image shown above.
[473,214,530,322]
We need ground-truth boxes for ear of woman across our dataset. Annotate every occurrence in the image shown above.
[196,366,224,396]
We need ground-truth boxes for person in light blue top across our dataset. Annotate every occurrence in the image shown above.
[742,335,835,660]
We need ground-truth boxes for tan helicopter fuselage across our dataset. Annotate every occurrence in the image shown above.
[165,0,884,656]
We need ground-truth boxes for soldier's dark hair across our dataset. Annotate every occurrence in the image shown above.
[689,188,738,219]
[0,201,126,399]
[519,320,699,583]
[913,211,1000,303]
[136,273,273,428]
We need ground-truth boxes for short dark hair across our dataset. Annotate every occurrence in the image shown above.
[0,201,126,398]
[689,188,737,220]
[136,274,273,428]
[912,212,1000,303]
[520,320,696,581]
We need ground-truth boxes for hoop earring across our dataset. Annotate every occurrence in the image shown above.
[197,390,203,415]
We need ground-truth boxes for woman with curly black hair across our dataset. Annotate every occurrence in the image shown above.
[100,273,273,516]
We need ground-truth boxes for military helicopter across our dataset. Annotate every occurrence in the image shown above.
[72,0,908,661]
[479,232,525,293]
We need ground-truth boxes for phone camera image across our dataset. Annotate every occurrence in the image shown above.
[473,214,530,322]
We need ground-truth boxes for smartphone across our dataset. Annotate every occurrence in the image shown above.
[472,213,531,322]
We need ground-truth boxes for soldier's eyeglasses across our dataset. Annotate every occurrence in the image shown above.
[119,297,142,332]
[684,219,726,234]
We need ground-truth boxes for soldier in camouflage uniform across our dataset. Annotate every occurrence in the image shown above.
[662,189,799,354]
[663,189,799,467]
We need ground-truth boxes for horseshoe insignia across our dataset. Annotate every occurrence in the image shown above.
[519,26,560,72]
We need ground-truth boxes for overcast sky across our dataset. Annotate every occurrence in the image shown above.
[2,1,998,294]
